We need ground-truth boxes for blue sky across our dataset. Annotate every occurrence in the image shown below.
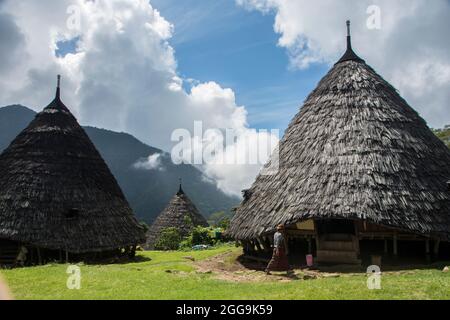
[6,0,450,196]
[150,0,328,132]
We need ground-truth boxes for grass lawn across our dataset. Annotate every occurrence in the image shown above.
[1,245,449,300]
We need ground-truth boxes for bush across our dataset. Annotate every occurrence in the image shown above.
[179,226,215,250]
[154,227,182,251]
[178,226,235,251]
[216,217,230,230]
[192,226,214,246]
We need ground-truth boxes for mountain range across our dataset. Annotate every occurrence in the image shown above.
[0,105,240,224]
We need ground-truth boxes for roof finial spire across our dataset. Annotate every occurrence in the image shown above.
[56,75,61,100]
[178,178,184,195]
[346,20,352,50]
[336,20,365,64]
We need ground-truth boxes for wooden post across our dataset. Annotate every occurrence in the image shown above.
[313,220,320,251]
[246,241,252,254]
[242,240,250,255]
[425,239,431,263]
[434,239,441,257]
[255,240,262,254]
[393,232,398,258]
[307,237,312,254]
[65,250,69,263]
[353,221,360,255]
[260,237,271,253]
[257,238,269,253]
[30,247,34,265]
[384,239,388,255]
[250,240,258,254]
[37,247,42,265]
[59,250,62,262]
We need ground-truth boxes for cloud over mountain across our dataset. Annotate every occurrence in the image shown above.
[0,0,277,196]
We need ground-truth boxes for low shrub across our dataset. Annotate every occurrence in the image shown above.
[154,227,182,251]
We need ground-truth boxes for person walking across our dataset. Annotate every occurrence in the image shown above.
[265,225,291,275]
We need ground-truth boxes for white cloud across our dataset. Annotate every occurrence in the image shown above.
[237,0,450,128]
[133,153,164,171]
[0,0,277,197]
[203,129,279,196]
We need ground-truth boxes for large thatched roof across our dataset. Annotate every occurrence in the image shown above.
[0,77,146,253]
[146,185,208,249]
[229,22,450,241]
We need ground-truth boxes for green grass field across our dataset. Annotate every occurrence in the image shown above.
[2,246,449,300]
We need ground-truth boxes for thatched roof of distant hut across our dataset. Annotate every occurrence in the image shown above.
[0,76,146,253]
[229,22,450,241]
[146,184,208,249]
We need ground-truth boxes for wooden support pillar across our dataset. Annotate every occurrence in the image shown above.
[30,247,34,265]
[256,238,267,253]
[242,240,250,255]
[307,237,312,254]
[37,247,42,265]
[425,239,431,263]
[434,239,441,257]
[65,250,69,263]
[393,232,398,258]
[384,239,388,255]
[260,237,271,253]
[244,240,251,254]
[250,241,255,253]
[245,241,252,254]
[353,222,361,255]
[256,240,263,254]
[313,220,320,251]
[246,240,254,255]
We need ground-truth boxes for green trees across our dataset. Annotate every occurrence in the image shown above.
[154,227,182,251]
[155,212,234,251]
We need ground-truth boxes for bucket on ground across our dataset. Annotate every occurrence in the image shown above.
[306,254,314,267]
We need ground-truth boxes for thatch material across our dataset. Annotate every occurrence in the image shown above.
[229,23,450,241]
[0,78,146,253]
[146,185,208,249]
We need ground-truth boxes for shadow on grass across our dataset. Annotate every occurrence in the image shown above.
[10,255,154,268]
[83,255,153,266]
[237,254,449,274]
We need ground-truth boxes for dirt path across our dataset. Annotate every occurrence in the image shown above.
[193,251,345,283]
[192,251,426,283]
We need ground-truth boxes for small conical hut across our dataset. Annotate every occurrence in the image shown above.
[0,76,146,265]
[229,22,450,264]
[146,183,209,250]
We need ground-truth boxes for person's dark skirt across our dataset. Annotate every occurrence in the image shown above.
[266,248,290,272]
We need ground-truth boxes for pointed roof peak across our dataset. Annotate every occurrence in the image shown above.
[177,178,185,195]
[55,75,61,100]
[336,20,365,64]
[45,75,70,112]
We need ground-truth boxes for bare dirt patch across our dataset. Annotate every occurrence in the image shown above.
[193,251,372,283]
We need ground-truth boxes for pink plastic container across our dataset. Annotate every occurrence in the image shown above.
[306,254,314,267]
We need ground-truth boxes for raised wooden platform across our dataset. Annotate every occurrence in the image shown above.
[316,234,361,265]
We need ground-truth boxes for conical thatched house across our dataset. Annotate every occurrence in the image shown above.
[146,183,208,250]
[0,76,145,265]
[229,22,450,264]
